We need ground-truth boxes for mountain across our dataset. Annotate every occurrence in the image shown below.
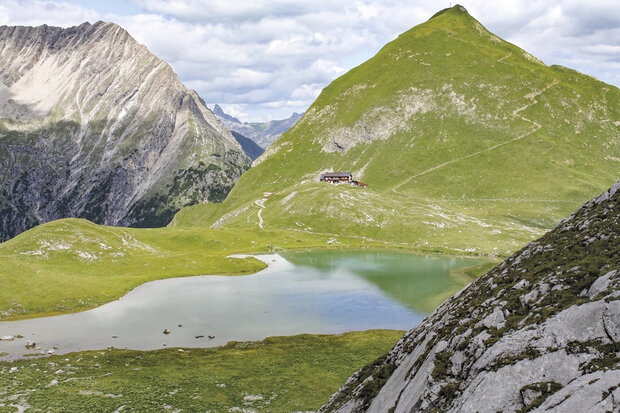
[212,104,242,123]
[231,130,265,161]
[213,103,304,149]
[320,180,619,412]
[172,5,620,256]
[0,22,250,241]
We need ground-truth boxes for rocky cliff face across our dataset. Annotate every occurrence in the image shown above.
[213,104,303,150]
[0,22,250,241]
[321,180,620,412]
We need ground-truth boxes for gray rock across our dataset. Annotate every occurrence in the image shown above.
[602,300,620,342]
[513,279,530,289]
[320,180,620,413]
[587,270,618,298]
[535,370,620,412]
[479,306,506,329]
[520,387,541,407]
[0,22,250,241]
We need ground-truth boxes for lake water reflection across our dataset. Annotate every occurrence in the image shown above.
[0,251,479,359]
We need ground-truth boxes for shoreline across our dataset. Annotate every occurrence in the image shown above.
[0,249,493,322]
[0,251,486,361]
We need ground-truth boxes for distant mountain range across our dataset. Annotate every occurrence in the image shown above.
[212,104,303,150]
[0,22,250,241]
[173,5,620,257]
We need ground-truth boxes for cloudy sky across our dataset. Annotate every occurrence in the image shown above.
[1,0,619,121]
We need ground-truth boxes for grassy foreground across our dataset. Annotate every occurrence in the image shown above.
[0,330,403,412]
[0,218,393,320]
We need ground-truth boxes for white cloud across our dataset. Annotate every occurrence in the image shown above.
[0,0,99,27]
[0,0,618,120]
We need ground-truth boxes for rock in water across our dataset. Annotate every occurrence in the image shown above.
[0,22,250,241]
[320,180,620,412]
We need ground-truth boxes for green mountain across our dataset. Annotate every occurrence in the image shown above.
[172,5,620,256]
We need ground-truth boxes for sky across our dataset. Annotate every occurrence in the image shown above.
[1,1,619,122]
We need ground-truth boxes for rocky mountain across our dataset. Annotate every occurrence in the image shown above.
[212,104,304,149]
[0,22,250,241]
[172,5,619,256]
[320,180,620,412]
[230,131,265,161]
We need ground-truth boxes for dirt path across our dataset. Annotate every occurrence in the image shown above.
[392,79,559,194]
[497,52,512,62]
[254,199,266,229]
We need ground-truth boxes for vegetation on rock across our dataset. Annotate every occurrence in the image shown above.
[319,180,619,412]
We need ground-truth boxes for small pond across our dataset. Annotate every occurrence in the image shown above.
[0,251,481,359]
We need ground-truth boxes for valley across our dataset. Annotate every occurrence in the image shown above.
[0,251,480,358]
[0,4,618,413]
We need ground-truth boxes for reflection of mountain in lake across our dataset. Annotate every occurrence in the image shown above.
[283,250,481,313]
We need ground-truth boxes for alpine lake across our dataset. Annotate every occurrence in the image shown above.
[0,250,483,359]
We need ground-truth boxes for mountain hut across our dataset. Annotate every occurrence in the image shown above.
[320,172,352,183]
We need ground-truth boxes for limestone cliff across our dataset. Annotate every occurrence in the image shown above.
[0,22,250,241]
[321,180,620,412]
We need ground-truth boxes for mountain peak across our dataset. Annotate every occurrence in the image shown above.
[429,4,469,20]
[0,20,250,240]
[213,104,242,124]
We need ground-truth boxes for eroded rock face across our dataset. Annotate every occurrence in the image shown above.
[320,181,619,412]
[0,22,250,241]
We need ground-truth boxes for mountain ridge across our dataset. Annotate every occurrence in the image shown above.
[212,104,304,149]
[0,21,250,241]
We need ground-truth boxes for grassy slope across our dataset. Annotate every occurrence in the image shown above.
[172,6,620,256]
[0,218,394,320]
[0,330,403,412]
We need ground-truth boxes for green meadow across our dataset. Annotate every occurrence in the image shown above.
[0,331,403,412]
[0,218,397,320]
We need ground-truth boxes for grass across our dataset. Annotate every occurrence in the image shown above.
[0,218,394,320]
[170,5,619,257]
[0,330,404,412]
[452,259,501,279]
[173,182,553,256]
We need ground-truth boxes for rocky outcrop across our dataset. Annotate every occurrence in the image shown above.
[0,22,250,241]
[213,104,303,150]
[321,180,620,412]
